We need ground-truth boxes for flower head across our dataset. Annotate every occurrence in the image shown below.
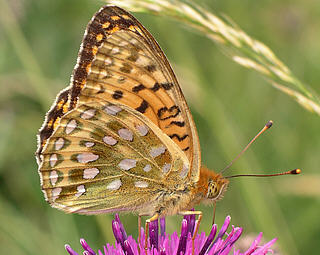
[65,214,276,255]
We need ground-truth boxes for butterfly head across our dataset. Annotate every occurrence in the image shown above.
[197,166,229,205]
[206,177,228,200]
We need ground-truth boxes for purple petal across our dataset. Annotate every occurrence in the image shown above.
[160,247,166,255]
[112,220,126,252]
[243,233,263,255]
[199,224,217,255]
[115,214,128,240]
[210,238,223,254]
[124,240,135,255]
[65,244,79,255]
[138,227,145,251]
[176,219,188,255]
[218,225,236,252]
[160,217,166,237]
[234,250,240,255]
[209,215,231,252]
[80,239,96,255]
[217,216,231,240]
[188,212,196,235]
[64,214,277,255]
[228,227,242,246]
[149,219,159,251]
[103,245,108,255]
[217,227,242,255]
[217,244,232,255]
[251,238,277,255]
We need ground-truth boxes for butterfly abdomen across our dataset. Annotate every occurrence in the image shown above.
[151,184,198,216]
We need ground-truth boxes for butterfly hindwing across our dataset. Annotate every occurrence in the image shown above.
[39,100,189,214]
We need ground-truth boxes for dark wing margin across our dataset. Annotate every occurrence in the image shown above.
[36,87,70,163]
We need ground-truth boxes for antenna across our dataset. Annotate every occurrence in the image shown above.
[225,168,301,179]
[220,120,273,174]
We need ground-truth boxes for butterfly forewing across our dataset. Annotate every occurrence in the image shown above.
[39,100,189,214]
[74,6,200,179]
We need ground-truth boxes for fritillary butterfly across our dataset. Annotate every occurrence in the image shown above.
[36,5,228,227]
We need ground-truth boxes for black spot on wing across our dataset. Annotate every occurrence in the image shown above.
[112,90,123,99]
[169,134,189,141]
[150,82,160,92]
[145,64,157,72]
[132,84,146,92]
[136,100,149,113]
[120,63,133,74]
[157,106,181,120]
[170,121,185,127]
[161,82,173,90]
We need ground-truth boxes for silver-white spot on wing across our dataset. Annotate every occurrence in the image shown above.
[162,163,171,174]
[104,105,122,115]
[55,138,65,151]
[118,128,133,141]
[65,119,77,134]
[143,164,152,172]
[107,179,122,190]
[118,159,137,170]
[80,109,96,120]
[49,154,58,167]
[52,187,62,202]
[180,164,189,178]
[105,56,113,66]
[134,181,149,188]
[85,142,95,148]
[83,168,99,179]
[75,185,86,197]
[103,136,117,146]
[136,125,149,136]
[150,146,166,158]
[77,153,99,163]
[50,170,58,186]
[111,46,120,54]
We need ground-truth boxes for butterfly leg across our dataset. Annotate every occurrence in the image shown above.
[145,213,159,255]
[179,210,203,255]
[138,215,142,254]
[137,213,151,254]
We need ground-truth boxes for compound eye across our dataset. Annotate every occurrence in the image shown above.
[207,181,220,199]
[212,185,220,198]
[213,186,218,196]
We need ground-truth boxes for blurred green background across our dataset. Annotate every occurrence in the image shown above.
[0,0,319,254]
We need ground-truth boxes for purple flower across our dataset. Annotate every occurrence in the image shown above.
[65,214,277,255]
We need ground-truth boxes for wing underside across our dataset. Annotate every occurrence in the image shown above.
[39,100,189,214]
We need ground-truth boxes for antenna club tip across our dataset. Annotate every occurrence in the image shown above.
[266,120,273,128]
[291,168,301,174]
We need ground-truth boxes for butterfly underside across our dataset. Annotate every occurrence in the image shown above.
[37,6,201,215]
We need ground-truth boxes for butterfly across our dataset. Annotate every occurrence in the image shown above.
[36,5,229,248]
